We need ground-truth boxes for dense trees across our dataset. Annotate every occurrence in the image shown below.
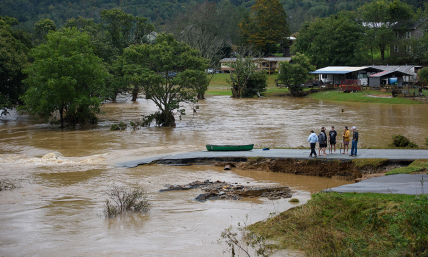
[163,0,241,98]
[417,68,428,85]
[293,12,367,68]
[359,0,414,60]
[121,33,209,127]
[4,0,424,34]
[239,0,290,55]
[21,28,110,128]
[0,16,30,115]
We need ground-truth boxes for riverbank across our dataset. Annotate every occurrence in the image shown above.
[308,90,427,104]
[206,74,428,103]
[248,192,428,256]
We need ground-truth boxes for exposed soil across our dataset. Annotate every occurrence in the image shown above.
[156,157,413,182]
[160,180,292,201]
[212,158,360,181]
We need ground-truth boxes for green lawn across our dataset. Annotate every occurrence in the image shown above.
[386,159,428,175]
[308,90,423,104]
[206,73,284,96]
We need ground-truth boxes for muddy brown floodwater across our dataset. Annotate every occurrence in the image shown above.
[1,95,428,256]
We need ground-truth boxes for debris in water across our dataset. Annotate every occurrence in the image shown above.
[160,180,292,201]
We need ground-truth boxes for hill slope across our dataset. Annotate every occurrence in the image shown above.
[1,0,425,33]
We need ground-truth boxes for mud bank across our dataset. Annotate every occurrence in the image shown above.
[155,157,412,181]
[160,180,292,201]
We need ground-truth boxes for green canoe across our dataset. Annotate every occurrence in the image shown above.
[206,144,254,151]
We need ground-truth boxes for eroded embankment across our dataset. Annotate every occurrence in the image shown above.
[156,157,412,181]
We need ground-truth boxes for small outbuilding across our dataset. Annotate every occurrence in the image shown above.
[369,65,422,84]
[368,70,411,88]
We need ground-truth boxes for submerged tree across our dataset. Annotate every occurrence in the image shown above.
[100,9,156,101]
[121,33,208,127]
[21,28,110,128]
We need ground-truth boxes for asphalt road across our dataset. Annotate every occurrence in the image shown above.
[326,174,428,195]
[117,148,428,168]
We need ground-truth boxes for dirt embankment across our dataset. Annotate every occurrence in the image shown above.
[156,157,410,181]
[209,158,409,181]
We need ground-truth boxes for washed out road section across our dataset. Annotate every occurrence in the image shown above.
[116,149,428,168]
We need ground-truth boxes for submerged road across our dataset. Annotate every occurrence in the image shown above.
[116,148,428,195]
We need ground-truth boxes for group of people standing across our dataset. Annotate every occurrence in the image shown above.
[307,126,359,158]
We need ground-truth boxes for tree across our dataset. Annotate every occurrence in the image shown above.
[277,53,315,95]
[241,71,268,98]
[101,9,135,51]
[239,0,290,55]
[417,68,428,86]
[34,18,57,44]
[163,0,241,99]
[21,28,110,128]
[0,16,29,115]
[293,12,367,68]
[100,9,155,101]
[101,9,155,52]
[227,55,256,98]
[359,0,414,61]
[121,33,209,127]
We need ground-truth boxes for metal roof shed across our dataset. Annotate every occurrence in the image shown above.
[369,70,410,88]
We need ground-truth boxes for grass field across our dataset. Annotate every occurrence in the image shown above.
[207,73,427,104]
[308,90,424,104]
[206,73,289,97]
[386,159,428,175]
[248,192,428,256]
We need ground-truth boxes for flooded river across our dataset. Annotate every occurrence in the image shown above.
[1,96,427,256]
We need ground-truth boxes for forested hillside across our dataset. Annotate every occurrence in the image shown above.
[1,0,426,33]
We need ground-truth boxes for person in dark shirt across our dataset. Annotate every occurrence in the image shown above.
[350,126,359,157]
[318,128,327,156]
[328,126,337,154]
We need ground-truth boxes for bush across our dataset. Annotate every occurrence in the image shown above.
[110,121,128,131]
[389,134,418,148]
[241,71,268,98]
[425,137,428,146]
[104,184,150,218]
[110,124,119,130]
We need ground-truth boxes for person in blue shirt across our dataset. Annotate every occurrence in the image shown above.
[307,130,319,158]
